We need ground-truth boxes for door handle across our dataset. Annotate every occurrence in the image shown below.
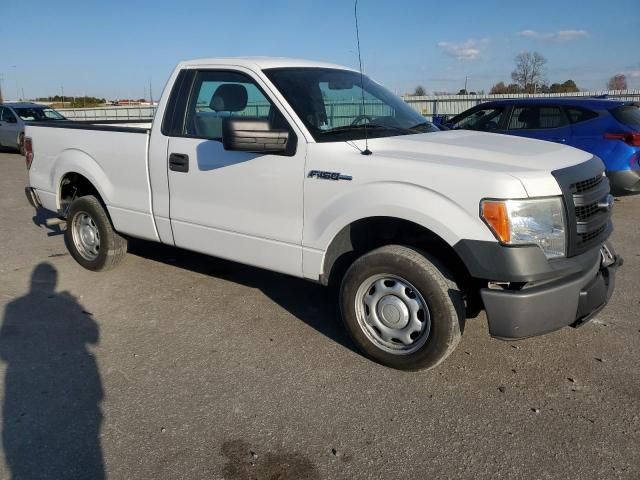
[169,153,189,173]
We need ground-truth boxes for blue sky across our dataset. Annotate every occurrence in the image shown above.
[2,0,639,100]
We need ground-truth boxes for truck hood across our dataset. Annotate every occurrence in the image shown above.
[363,130,595,197]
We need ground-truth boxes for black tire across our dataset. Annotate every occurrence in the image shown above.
[64,195,127,271]
[340,245,464,370]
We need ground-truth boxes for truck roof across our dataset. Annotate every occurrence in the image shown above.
[479,97,631,110]
[1,102,47,108]
[178,57,356,71]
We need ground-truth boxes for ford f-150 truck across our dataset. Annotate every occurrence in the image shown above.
[24,58,621,370]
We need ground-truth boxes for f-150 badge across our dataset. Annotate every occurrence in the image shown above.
[307,170,353,181]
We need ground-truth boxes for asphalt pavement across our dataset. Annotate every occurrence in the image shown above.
[0,150,638,479]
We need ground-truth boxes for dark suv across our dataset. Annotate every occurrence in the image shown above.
[444,98,640,195]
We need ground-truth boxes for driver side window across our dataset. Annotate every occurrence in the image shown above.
[183,71,278,140]
[454,107,504,131]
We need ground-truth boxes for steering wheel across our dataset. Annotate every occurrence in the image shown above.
[482,120,499,132]
[351,114,375,126]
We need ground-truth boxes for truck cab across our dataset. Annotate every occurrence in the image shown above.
[24,58,621,370]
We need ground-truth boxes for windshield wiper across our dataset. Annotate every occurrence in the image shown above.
[407,121,435,131]
[321,124,412,135]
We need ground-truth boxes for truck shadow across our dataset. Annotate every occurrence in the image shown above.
[127,239,358,354]
[32,207,65,237]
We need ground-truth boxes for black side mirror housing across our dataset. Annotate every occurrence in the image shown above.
[222,117,292,154]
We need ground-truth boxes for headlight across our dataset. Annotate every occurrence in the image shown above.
[480,197,566,259]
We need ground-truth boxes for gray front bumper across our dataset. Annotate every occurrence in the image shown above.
[481,244,621,339]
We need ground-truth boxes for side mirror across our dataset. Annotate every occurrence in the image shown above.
[222,117,290,154]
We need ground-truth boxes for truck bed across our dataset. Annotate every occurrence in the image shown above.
[26,121,159,242]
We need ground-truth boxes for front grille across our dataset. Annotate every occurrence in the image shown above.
[572,174,603,194]
[552,158,612,257]
[575,202,600,221]
[578,224,606,245]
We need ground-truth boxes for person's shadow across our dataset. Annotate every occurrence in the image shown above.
[0,263,105,480]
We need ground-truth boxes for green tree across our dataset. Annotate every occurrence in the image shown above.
[549,83,562,93]
[490,82,508,94]
[413,85,426,96]
[561,80,579,92]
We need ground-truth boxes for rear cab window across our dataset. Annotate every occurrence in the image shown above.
[610,105,640,128]
[507,106,568,130]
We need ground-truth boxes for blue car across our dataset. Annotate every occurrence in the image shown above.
[444,98,640,195]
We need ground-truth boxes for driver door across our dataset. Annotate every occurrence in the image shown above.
[165,69,306,276]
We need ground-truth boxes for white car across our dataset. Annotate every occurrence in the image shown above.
[23,58,621,370]
[0,102,66,154]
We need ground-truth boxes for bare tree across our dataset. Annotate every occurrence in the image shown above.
[511,52,547,92]
[607,74,627,90]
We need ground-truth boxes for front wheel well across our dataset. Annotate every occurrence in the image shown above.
[320,217,482,315]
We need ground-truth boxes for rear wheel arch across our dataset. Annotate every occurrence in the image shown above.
[59,172,107,213]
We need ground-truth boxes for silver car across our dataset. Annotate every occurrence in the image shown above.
[0,102,66,154]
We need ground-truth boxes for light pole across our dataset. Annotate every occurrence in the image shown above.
[464,76,469,94]
[11,65,19,101]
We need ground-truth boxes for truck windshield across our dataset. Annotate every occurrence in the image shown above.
[264,68,437,142]
[14,107,66,121]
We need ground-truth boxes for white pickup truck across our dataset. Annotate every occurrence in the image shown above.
[24,57,621,370]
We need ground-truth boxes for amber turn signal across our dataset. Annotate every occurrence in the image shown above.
[481,201,510,243]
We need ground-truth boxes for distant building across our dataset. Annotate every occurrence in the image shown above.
[110,99,153,106]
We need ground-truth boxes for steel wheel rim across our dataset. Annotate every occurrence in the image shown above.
[71,211,101,261]
[354,274,431,355]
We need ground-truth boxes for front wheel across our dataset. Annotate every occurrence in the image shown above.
[64,195,127,271]
[340,245,465,370]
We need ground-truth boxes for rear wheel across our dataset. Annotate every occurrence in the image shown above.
[340,245,464,370]
[64,195,127,271]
